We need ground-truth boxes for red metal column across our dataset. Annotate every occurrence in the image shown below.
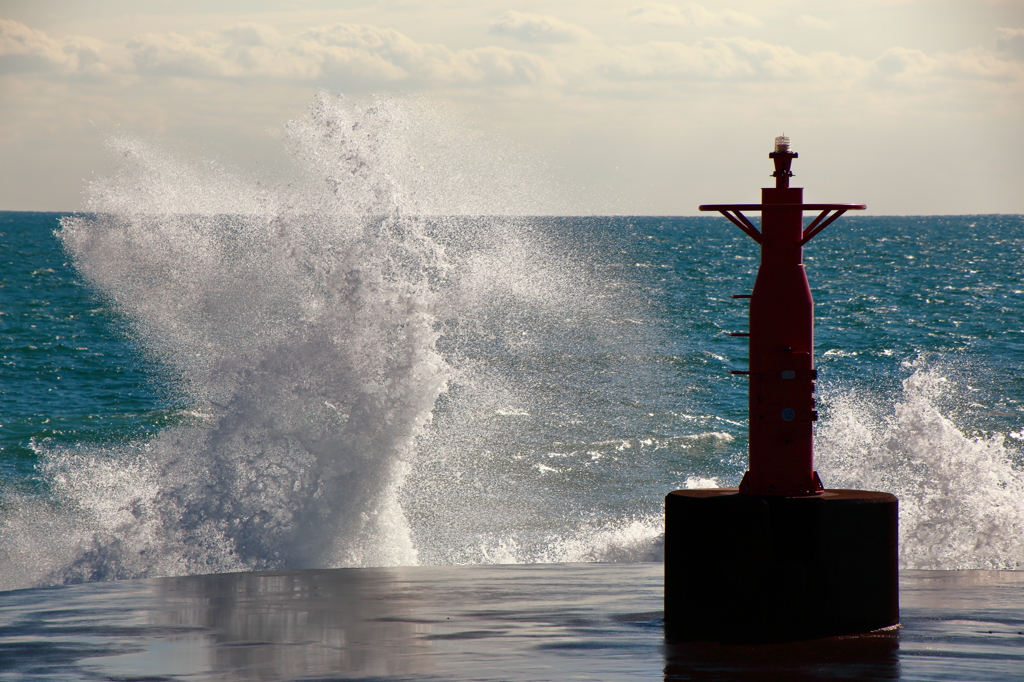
[743,184,821,496]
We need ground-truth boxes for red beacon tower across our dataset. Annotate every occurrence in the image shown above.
[708,135,865,496]
[664,137,899,643]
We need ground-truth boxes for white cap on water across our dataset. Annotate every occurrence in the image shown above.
[774,135,791,153]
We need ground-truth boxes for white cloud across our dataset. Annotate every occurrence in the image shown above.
[941,45,1024,80]
[601,37,868,83]
[0,18,126,77]
[628,3,761,29]
[488,11,591,44]
[128,31,244,79]
[996,27,1024,61]
[0,19,66,69]
[602,40,750,80]
[4,18,1021,97]
[873,44,1024,88]
[295,24,563,86]
[797,14,835,32]
[0,19,562,87]
[221,23,280,47]
[875,46,935,80]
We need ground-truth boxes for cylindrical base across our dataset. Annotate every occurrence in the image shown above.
[664,488,898,643]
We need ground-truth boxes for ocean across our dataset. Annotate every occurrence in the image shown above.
[1,96,1023,678]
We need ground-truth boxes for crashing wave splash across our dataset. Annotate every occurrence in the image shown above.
[8,96,452,588]
[817,360,1024,570]
[0,93,650,591]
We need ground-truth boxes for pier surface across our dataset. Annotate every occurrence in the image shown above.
[0,563,1021,681]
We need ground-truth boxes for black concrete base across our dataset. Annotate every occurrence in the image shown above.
[664,488,899,643]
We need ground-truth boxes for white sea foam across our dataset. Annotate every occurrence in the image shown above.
[684,476,721,489]
[816,360,1024,570]
[472,516,665,565]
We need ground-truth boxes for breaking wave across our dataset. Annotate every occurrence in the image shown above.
[816,359,1024,570]
[0,93,633,590]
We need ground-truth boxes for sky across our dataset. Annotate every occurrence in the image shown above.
[1,0,1022,215]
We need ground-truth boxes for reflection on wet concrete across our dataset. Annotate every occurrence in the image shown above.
[897,569,1024,682]
[0,565,1022,680]
[151,569,436,679]
[105,563,666,680]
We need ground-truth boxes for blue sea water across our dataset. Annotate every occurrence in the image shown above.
[1,95,1024,593]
